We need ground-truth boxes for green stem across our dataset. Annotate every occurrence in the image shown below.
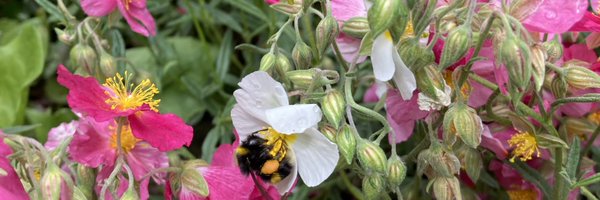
[184,0,206,42]
[344,78,390,144]
[456,13,496,87]
[99,157,123,200]
[554,149,566,200]
[340,171,364,200]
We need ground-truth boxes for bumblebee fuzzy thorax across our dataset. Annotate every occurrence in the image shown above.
[236,128,296,184]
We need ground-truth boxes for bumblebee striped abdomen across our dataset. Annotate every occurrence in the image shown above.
[236,132,293,184]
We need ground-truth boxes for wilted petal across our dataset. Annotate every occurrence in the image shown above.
[81,0,117,17]
[116,0,156,36]
[293,128,339,187]
[68,117,116,167]
[128,110,194,151]
[265,104,322,134]
[371,34,396,81]
[45,120,78,150]
[522,0,588,33]
[386,90,428,122]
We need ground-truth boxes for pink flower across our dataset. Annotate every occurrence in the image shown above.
[331,0,367,63]
[61,117,168,200]
[264,0,280,5]
[488,160,542,200]
[0,132,29,200]
[57,65,193,151]
[521,0,588,33]
[386,89,429,143]
[45,120,78,151]
[80,0,156,36]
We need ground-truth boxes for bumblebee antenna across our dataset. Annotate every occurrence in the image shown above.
[250,172,274,200]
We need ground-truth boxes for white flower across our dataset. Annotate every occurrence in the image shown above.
[417,83,452,111]
[231,71,339,194]
[371,32,417,100]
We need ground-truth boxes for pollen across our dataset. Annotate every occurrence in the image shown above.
[508,132,540,163]
[261,160,280,175]
[259,127,297,162]
[507,189,538,200]
[588,111,600,125]
[110,124,140,153]
[103,71,160,112]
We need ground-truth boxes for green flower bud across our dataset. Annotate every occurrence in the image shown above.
[357,139,387,173]
[530,44,547,91]
[276,54,293,72]
[177,160,210,198]
[75,164,96,200]
[320,124,337,142]
[55,28,74,45]
[73,186,89,200]
[99,51,117,78]
[259,52,277,72]
[70,43,97,74]
[271,1,303,15]
[417,146,460,178]
[368,0,400,37]
[342,17,370,38]
[388,2,410,43]
[363,174,386,199]
[496,36,532,91]
[287,69,317,89]
[456,146,482,182]
[411,0,436,34]
[41,163,68,200]
[321,90,345,129]
[119,187,140,200]
[336,124,357,164]
[386,155,407,187]
[431,177,462,200]
[564,118,595,137]
[415,64,445,101]
[544,36,563,63]
[292,40,313,69]
[398,39,435,71]
[564,65,600,89]
[439,25,472,69]
[443,102,483,148]
[316,15,339,56]
[550,74,568,99]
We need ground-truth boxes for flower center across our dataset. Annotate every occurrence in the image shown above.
[507,189,538,200]
[588,111,600,125]
[103,71,160,112]
[508,132,540,162]
[110,124,140,153]
[259,127,297,162]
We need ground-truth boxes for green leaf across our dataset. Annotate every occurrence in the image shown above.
[2,124,41,134]
[566,137,581,180]
[34,0,65,22]
[0,19,47,127]
[110,29,126,72]
[573,173,600,188]
[201,126,223,162]
[216,30,233,82]
[25,108,77,142]
[224,0,270,24]
[536,133,569,149]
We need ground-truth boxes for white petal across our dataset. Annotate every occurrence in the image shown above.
[265,104,322,134]
[293,128,339,187]
[374,80,388,99]
[275,150,298,195]
[392,50,416,100]
[231,105,269,142]
[371,34,395,81]
[238,71,289,108]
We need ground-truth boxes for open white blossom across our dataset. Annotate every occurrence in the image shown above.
[371,32,417,100]
[231,71,339,194]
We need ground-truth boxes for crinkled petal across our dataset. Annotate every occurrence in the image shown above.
[371,34,396,81]
[116,0,156,36]
[392,50,417,100]
[335,33,367,63]
[293,128,339,187]
[126,142,169,183]
[198,166,255,200]
[57,65,126,121]
[265,104,322,134]
[386,89,428,122]
[68,117,116,167]
[128,110,194,151]
[231,105,269,142]
[80,0,117,17]
[45,120,78,151]
[522,0,588,33]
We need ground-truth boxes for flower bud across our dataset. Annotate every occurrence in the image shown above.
[564,65,600,89]
[336,124,357,164]
[316,15,339,56]
[70,43,97,73]
[530,43,547,91]
[55,28,74,45]
[321,90,345,129]
[271,1,302,15]
[550,74,568,99]
[99,51,117,77]
[386,155,407,187]
[342,17,370,38]
[362,173,386,199]
[75,164,96,199]
[564,118,595,140]
[543,36,563,63]
[276,54,293,72]
[415,64,446,101]
[439,25,472,69]
[357,139,387,173]
[320,124,337,142]
[287,69,317,89]
[177,160,210,198]
[119,187,140,200]
[368,0,400,38]
[443,102,483,148]
[398,39,435,70]
[417,146,460,178]
[259,52,276,72]
[388,2,410,43]
[496,36,532,91]
[292,40,313,69]
[41,163,67,200]
[432,177,462,200]
[456,146,482,182]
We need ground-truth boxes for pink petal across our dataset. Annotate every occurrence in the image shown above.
[265,0,280,5]
[467,80,493,108]
[199,166,255,200]
[570,12,600,32]
[211,143,236,167]
[116,1,156,36]
[0,132,29,200]
[335,33,367,63]
[126,142,169,183]
[563,43,598,63]
[480,125,508,160]
[56,65,124,121]
[559,89,595,117]
[68,117,117,167]
[80,0,117,17]
[522,0,588,33]
[45,120,78,151]
[387,115,415,144]
[128,110,193,151]
[331,0,366,21]
[386,89,429,122]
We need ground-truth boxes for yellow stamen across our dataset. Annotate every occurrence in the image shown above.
[508,132,540,162]
[103,71,160,112]
[259,127,297,162]
[34,168,41,181]
[507,189,538,200]
[588,111,600,125]
[110,124,140,153]
[444,70,471,98]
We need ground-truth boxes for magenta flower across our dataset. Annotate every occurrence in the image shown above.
[264,0,280,4]
[386,89,429,143]
[80,0,156,36]
[0,132,29,200]
[45,120,78,151]
[331,0,368,63]
[57,65,193,151]
[489,160,542,200]
[521,0,588,33]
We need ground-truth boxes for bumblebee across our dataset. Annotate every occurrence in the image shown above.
[236,129,294,184]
